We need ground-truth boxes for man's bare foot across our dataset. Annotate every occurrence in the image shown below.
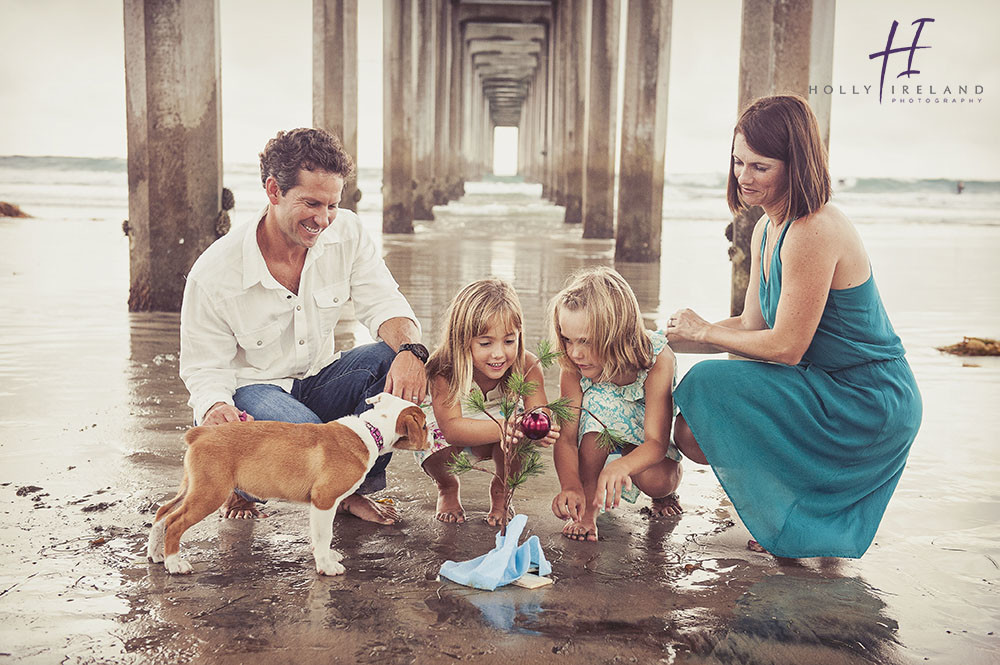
[221,490,264,519]
[435,483,466,524]
[561,519,598,542]
[339,493,398,524]
[647,493,682,517]
[485,505,514,527]
[747,539,770,554]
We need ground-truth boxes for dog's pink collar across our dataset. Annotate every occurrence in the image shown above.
[365,421,384,451]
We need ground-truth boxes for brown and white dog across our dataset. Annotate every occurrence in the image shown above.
[147,392,429,576]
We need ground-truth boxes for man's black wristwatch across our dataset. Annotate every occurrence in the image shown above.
[397,342,429,364]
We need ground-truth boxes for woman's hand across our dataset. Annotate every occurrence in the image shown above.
[666,308,712,344]
[594,457,633,511]
[552,486,586,521]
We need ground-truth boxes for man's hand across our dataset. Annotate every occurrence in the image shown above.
[201,402,254,426]
[384,351,427,404]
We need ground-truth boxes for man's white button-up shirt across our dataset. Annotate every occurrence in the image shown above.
[179,208,419,423]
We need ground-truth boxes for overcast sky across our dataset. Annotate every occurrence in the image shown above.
[0,0,997,179]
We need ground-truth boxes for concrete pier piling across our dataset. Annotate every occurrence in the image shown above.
[382,0,414,233]
[615,0,672,263]
[123,0,222,312]
[582,0,620,240]
[313,0,360,212]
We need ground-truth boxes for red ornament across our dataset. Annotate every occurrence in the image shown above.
[520,412,551,440]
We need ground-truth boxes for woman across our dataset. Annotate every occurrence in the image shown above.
[667,95,921,558]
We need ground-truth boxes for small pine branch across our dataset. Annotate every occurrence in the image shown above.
[507,447,544,488]
[499,393,519,420]
[446,450,496,479]
[464,388,486,415]
[446,450,475,475]
[545,396,575,426]
[535,339,562,369]
[595,427,628,452]
[505,371,538,400]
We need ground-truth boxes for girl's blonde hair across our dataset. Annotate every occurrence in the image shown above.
[551,266,653,383]
[426,278,527,406]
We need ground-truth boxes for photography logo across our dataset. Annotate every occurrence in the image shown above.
[868,18,934,103]
[811,17,983,105]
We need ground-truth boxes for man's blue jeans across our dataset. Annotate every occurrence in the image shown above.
[233,341,396,496]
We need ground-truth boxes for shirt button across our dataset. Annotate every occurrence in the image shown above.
[296,305,302,311]
[333,297,339,303]
[257,340,263,346]
[299,339,305,345]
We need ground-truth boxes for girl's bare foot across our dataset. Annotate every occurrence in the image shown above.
[648,493,682,517]
[747,539,770,554]
[435,482,466,524]
[561,519,598,542]
[485,505,514,527]
[221,490,265,519]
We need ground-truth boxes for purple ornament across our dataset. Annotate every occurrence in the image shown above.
[520,412,551,440]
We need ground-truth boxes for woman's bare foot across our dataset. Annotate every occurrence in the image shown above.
[561,519,599,542]
[485,505,514,527]
[747,539,770,554]
[435,482,466,524]
[221,490,265,519]
[338,493,398,524]
[648,493,682,517]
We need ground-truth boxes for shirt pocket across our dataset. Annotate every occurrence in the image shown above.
[313,280,350,338]
[235,321,283,370]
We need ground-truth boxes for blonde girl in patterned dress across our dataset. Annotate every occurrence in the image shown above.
[418,278,560,525]
[550,267,683,542]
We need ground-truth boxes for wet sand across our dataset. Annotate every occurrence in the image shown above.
[1,183,998,664]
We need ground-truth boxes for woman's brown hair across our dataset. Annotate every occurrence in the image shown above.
[726,95,831,223]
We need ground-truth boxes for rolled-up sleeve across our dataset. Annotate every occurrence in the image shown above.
[179,278,240,423]
[348,225,421,340]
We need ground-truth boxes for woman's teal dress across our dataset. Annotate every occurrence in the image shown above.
[673,219,921,558]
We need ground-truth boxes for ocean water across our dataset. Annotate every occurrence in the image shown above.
[2,155,999,229]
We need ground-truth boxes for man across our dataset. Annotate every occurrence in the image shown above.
[179,128,428,522]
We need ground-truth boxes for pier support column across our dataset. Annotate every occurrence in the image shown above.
[730,0,835,315]
[582,0,619,239]
[413,3,436,220]
[313,0,360,212]
[616,0,671,262]
[448,4,464,199]
[123,0,222,312]
[563,1,587,224]
[383,0,414,232]
[542,20,556,200]
[433,0,451,205]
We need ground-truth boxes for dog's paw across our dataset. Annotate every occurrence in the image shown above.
[164,554,193,575]
[315,555,346,576]
[329,549,344,562]
[147,524,165,562]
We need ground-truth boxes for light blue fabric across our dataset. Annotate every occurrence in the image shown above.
[439,514,552,591]
[674,218,922,559]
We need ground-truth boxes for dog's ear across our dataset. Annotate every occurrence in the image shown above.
[394,406,429,451]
